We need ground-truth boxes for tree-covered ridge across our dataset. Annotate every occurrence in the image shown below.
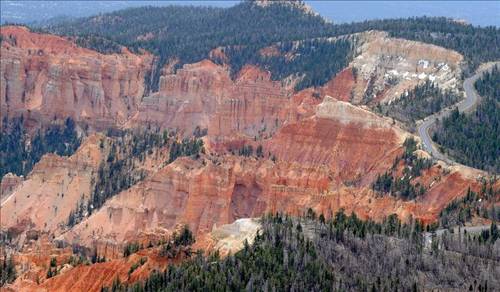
[475,65,500,101]
[225,37,356,91]
[105,211,499,292]
[0,117,81,178]
[45,1,335,91]
[377,80,460,129]
[42,1,500,93]
[432,66,499,173]
[73,35,122,54]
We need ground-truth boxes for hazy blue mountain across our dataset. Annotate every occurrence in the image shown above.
[0,1,238,25]
[1,1,499,27]
[307,1,500,27]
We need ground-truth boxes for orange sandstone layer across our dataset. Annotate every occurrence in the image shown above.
[61,98,482,250]
[0,26,152,128]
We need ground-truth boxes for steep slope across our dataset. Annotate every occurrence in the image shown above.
[128,61,293,138]
[0,26,152,128]
[0,26,465,140]
[59,97,483,252]
[127,30,464,143]
[0,134,105,236]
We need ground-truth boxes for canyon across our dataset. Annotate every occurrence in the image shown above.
[0,24,496,291]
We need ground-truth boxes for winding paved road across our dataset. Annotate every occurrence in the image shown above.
[417,62,499,163]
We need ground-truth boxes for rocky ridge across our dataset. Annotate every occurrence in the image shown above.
[349,31,463,105]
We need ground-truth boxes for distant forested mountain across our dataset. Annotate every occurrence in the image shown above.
[42,2,500,91]
[45,2,336,91]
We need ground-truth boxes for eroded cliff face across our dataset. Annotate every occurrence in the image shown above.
[59,97,482,252]
[128,31,464,145]
[348,31,463,104]
[129,60,361,148]
[0,26,490,292]
[0,26,152,127]
[0,27,463,140]
[267,97,408,188]
[2,95,482,254]
[129,61,295,140]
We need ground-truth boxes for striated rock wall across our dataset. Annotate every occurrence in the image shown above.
[0,27,465,136]
[319,68,356,102]
[129,60,231,133]
[129,61,294,139]
[0,26,152,127]
[64,151,479,250]
[210,65,291,139]
[129,31,465,145]
[130,59,346,148]
[267,97,408,188]
[61,97,480,249]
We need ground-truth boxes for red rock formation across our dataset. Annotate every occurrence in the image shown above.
[266,98,404,187]
[129,59,335,150]
[129,61,293,139]
[60,97,482,250]
[64,152,480,251]
[5,156,479,290]
[209,65,292,139]
[0,26,152,127]
[320,68,356,102]
[7,249,169,292]
[129,60,231,133]
[0,26,490,292]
